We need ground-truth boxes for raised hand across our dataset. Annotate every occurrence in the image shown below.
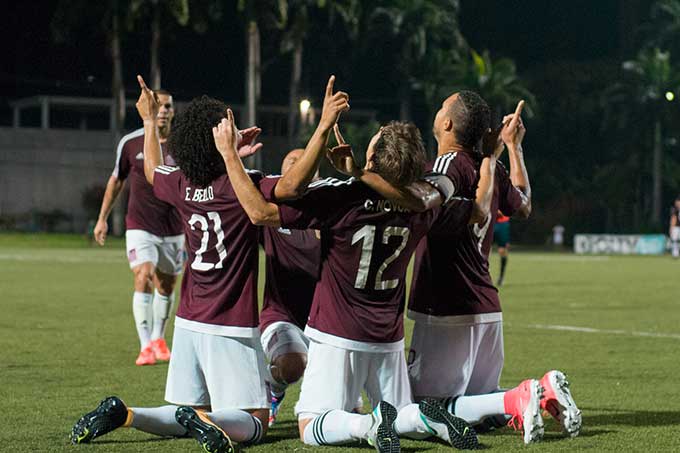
[328,124,360,176]
[135,75,160,123]
[501,100,526,150]
[482,125,505,159]
[237,126,264,158]
[212,109,239,157]
[319,75,350,130]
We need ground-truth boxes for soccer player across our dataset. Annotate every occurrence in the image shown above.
[216,112,484,452]
[493,210,511,286]
[70,75,349,452]
[406,93,580,444]
[670,195,680,258]
[93,88,182,366]
[260,148,321,426]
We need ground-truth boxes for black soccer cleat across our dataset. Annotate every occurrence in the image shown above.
[70,396,128,444]
[419,399,479,450]
[367,401,400,453]
[175,406,235,453]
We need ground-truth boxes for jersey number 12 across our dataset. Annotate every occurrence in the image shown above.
[352,225,410,290]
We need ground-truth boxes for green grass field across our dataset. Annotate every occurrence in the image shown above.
[2,233,679,452]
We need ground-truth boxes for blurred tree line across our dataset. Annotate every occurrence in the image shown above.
[49,0,680,243]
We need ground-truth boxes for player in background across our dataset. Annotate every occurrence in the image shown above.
[217,112,484,452]
[669,195,680,258]
[260,148,321,426]
[493,211,510,287]
[70,75,349,453]
[93,88,181,366]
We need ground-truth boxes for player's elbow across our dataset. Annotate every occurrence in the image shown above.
[517,201,532,219]
[247,206,280,227]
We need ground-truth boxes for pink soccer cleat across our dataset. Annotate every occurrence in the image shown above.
[151,338,171,362]
[540,370,582,437]
[504,379,545,444]
[135,345,156,366]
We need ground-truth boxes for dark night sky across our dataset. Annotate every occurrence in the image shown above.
[1,0,654,125]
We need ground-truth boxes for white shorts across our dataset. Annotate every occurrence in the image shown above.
[164,326,269,411]
[671,226,680,241]
[408,320,504,399]
[295,339,412,419]
[261,321,309,362]
[125,229,185,275]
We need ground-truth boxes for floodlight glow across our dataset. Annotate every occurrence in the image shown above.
[300,99,311,115]
[666,91,675,101]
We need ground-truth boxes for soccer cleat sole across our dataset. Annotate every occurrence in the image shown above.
[523,381,545,445]
[70,396,127,444]
[546,371,582,437]
[175,406,235,453]
[419,399,479,450]
[373,401,400,453]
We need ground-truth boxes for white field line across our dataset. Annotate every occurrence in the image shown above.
[521,256,611,262]
[0,252,122,264]
[524,323,680,340]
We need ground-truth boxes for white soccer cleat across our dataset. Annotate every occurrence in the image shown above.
[366,401,400,453]
[540,370,582,437]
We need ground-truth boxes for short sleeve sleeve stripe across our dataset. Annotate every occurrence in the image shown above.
[112,128,144,177]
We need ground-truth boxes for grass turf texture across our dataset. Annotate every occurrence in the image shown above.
[1,233,679,452]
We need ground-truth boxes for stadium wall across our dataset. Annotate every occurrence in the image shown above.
[0,127,290,233]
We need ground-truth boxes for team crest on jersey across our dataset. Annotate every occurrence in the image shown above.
[135,152,144,160]
[277,227,292,235]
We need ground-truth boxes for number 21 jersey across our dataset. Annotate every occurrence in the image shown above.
[152,165,279,337]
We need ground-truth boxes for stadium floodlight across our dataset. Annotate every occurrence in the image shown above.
[666,91,675,101]
[300,99,311,116]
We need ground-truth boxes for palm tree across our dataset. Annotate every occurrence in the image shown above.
[605,47,680,224]
[281,0,361,145]
[370,0,464,120]
[128,0,190,89]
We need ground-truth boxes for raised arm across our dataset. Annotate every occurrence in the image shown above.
[135,75,163,185]
[214,110,281,227]
[502,100,531,218]
[273,75,349,200]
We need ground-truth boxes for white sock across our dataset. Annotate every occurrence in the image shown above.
[673,241,679,257]
[452,393,506,424]
[130,406,187,437]
[132,291,153,349]
[151,290,172,340]
[302,410,372,446]
[206,409,264,444]
[393,403,432,440]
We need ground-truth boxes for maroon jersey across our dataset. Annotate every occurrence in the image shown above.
[259,226,321,332]
[112,129,182,237]
[408,152,524,319]
[264,177,444,348]
[152,166,279,336]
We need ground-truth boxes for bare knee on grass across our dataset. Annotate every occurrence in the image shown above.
[133,262,155,293]
[271,353,307,385]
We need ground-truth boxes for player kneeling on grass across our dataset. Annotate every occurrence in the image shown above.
[216,109,482,451]
[70,76,350,452]
[259,148,322,426]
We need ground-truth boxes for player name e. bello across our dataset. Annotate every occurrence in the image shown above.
[185,186,215,202]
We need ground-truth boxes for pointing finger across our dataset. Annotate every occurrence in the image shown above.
[334,124,346,145]
[137,75,149,91]
[325,75,336,98]
[508,100,525,129]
